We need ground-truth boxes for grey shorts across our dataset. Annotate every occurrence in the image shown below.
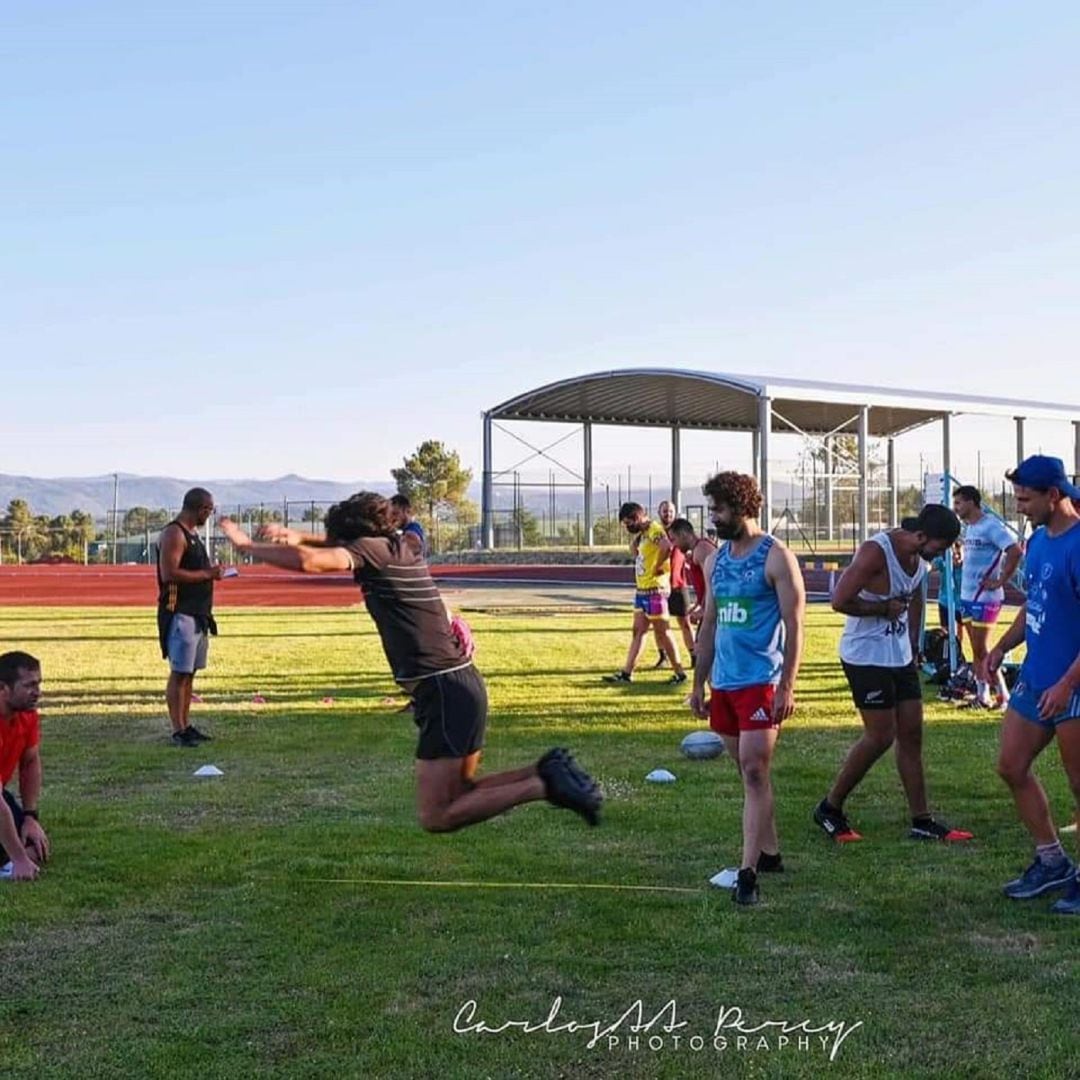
[167,614,209,674]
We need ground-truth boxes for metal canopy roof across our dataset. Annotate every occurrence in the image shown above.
[487,369,1080,437]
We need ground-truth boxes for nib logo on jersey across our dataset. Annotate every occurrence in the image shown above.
[716,599,754,627]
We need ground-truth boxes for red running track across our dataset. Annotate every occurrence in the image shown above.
[0,564,635,607]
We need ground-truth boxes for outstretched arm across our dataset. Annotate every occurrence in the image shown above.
[258,523,329,547]
[219,518,352,574]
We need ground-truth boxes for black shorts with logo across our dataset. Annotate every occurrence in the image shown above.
[842,660,923,711]
[668,587,691,618]
[412,665,488,760]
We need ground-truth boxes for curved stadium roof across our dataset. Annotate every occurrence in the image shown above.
[487,369,1080,438]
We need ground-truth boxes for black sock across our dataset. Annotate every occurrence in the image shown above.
[912,813,934,826]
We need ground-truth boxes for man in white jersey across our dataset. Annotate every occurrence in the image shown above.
[814,505,973,843]
[952,485,1023,708]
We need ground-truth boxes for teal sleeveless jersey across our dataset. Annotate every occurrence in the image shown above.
[710,535,785,689]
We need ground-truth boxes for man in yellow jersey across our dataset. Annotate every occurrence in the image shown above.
[603,502,687,685]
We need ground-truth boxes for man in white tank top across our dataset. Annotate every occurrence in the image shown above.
[814,505,974,844]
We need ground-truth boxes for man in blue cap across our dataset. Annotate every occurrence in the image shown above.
[986,456,1080,915]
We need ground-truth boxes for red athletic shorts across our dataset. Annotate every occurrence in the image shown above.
[709,684,778,736]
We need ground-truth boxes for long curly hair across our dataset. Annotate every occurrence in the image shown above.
[325,492,398,542]
[702,471,762,519]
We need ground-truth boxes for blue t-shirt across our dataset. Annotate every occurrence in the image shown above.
[1021,521,1080,691]
[710,535,785,689]
[403,520,427,555]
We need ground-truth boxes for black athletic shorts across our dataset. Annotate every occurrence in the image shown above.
[668,587,691,618]
[1,789,24,860]
[412,665,488,760]
[842,660,923,711]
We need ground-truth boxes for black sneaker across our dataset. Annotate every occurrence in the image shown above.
[186,725,212,742]
[813,799,863,843]
[756,851,784,874]
[171,728,199,748]
[909,816,973,842]
[537,749,602,826]
[668,671,688,686]
[602,671,633,684]
[652,654,667,669]
[733,868,759,906]
[547,747,594,789]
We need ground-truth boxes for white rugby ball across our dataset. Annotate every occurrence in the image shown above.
[680,730,725,760]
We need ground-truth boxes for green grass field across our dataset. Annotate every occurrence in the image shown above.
[0,604,1076,1079]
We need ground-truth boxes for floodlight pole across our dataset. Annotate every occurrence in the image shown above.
[857,405,869,543]
[482,412,494,549]
[112,472,119,565]
[1015,416,1027,535]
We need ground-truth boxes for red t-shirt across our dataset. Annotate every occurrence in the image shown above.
[687,557,706,603]
[668,535,687,589]
[0,710,40,786]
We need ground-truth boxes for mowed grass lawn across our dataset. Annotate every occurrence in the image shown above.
[0,604,1076,1080]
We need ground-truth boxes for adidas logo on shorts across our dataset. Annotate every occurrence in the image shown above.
[749,707,770,722]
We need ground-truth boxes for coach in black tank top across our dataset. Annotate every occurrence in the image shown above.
[157,488,224,748]
[218,491,602,835]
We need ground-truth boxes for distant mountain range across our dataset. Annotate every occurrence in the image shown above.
[1,472,803,521]
[0,473,398,519]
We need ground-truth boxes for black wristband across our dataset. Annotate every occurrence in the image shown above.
[23,809,39,821]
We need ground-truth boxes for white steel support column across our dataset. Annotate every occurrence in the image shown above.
[671,425,682,509]
[942,413,953,492]
[825,436,835,542]
[482,412,494,549]
[887,436,899,528]
[583,421,594,547]
[758,397,772,530]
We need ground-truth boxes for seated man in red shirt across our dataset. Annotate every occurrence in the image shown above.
[0,651,50,881]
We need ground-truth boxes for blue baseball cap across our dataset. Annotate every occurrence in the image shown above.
[1007,455,1080,499]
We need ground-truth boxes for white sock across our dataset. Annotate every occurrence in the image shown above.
[1036,840,1067,865]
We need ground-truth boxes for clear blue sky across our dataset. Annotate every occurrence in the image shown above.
[4,2,1078,493]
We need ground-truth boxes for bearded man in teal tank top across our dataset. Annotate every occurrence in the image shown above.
[689,472,806,907]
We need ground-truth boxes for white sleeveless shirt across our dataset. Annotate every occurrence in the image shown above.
[839,532,927,667]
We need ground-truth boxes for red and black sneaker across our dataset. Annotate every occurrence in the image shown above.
[909,816,973,843]
[813,799,863,843]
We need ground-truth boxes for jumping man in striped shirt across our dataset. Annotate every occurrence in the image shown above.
[219,493,601,834]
